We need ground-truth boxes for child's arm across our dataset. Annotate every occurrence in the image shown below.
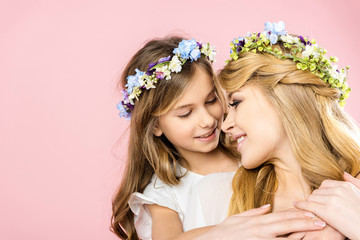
[146,204,213,240]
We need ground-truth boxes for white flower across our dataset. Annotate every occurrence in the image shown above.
[329,65,346,83]
[200,43,216,62]
[280,34,300,44]
[169,55,182,73]
[145,79,156,90]
[137,74,147,86]
[208,48,216,62]
[302,44,320,58]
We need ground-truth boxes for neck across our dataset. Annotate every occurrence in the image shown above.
[271,140,311,212]
[180,146,238,175]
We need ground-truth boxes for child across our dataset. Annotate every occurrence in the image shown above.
[111,36,240,240]
[218,21,360,239]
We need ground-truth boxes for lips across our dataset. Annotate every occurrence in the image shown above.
[196,128,216,138]
[195,127,218,143]
[232,133,247,151]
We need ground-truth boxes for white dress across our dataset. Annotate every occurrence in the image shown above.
[128,166,235,240]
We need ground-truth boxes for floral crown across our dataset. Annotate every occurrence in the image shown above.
[229,21,350,106]
[117,39,217,119]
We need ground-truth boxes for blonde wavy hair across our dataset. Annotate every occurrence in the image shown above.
[111,36,237,239]
[218,47,360,215]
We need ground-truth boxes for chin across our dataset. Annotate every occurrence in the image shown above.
[240,160,260,170]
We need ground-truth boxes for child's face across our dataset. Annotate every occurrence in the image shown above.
[221,85,287,169]
[154,66,223,160]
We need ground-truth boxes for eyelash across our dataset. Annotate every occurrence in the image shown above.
[228,100,241,108]
[179,111,191,118]
[206,97,217,104]
[178,97,217,118]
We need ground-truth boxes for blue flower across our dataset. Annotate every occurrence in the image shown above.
[125,68,143,93]
[117,101,131,120]
[265,21,286,35]
[190,48,201,61]
[173,39,198,60]
[269,33,278,44]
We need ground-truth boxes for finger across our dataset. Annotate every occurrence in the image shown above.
[310,188,335,196]
[307,193,333,204]
[343,172,360,189]
[266,218,326,237]
[257,208,314,225]
[287,231,306,239]
[293,200,326,217]
[238,204,271,217]
[319,179,345,188]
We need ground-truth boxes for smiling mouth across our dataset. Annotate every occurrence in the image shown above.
[197,128,216,138]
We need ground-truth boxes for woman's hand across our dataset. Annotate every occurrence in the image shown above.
[293,172,360,240]
[194,204,326,240]
[287,224,344,240]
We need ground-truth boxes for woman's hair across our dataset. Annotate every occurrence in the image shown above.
[111,36,235,239]
[218,44,360,215]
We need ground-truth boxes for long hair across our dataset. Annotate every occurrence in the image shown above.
[111,36,235,239]
[218,46,360,215]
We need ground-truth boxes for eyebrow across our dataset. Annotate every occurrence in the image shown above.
[174,87,216,111]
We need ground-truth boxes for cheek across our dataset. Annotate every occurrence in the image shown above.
[209,102,224,120]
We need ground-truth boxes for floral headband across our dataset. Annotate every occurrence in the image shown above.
[229,21,350,106]
[117,39,217,119]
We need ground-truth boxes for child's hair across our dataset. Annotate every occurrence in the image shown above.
[111,36,236,239]
[219,42,360,215]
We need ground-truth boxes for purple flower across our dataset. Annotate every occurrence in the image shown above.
[299,35,307,45]
[146,62,156,75]
[121,89,129,102]
[155,71,164,80]
[158,55,171,63]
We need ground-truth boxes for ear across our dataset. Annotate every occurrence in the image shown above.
[153,125,163,137]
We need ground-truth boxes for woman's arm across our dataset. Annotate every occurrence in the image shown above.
[293,172,360,240]
[194,205,326,240]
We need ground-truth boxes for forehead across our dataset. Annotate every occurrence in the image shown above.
[227,84,262,99]
[175,67,215,104]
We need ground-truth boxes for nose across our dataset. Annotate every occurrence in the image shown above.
[221,110,234,134]
[199,107,216,129]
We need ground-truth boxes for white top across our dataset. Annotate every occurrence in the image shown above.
[128,166,235,240]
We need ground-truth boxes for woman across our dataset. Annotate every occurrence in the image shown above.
[212,21,360,239]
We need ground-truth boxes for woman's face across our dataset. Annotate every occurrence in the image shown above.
[221,84,287,169]
[154,66,224,160]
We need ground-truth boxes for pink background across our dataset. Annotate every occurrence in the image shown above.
[1,0,359,239]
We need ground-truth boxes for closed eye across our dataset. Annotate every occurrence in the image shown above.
[228,100,241,108]
[206,97,217,104]
[178,110,191,118]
